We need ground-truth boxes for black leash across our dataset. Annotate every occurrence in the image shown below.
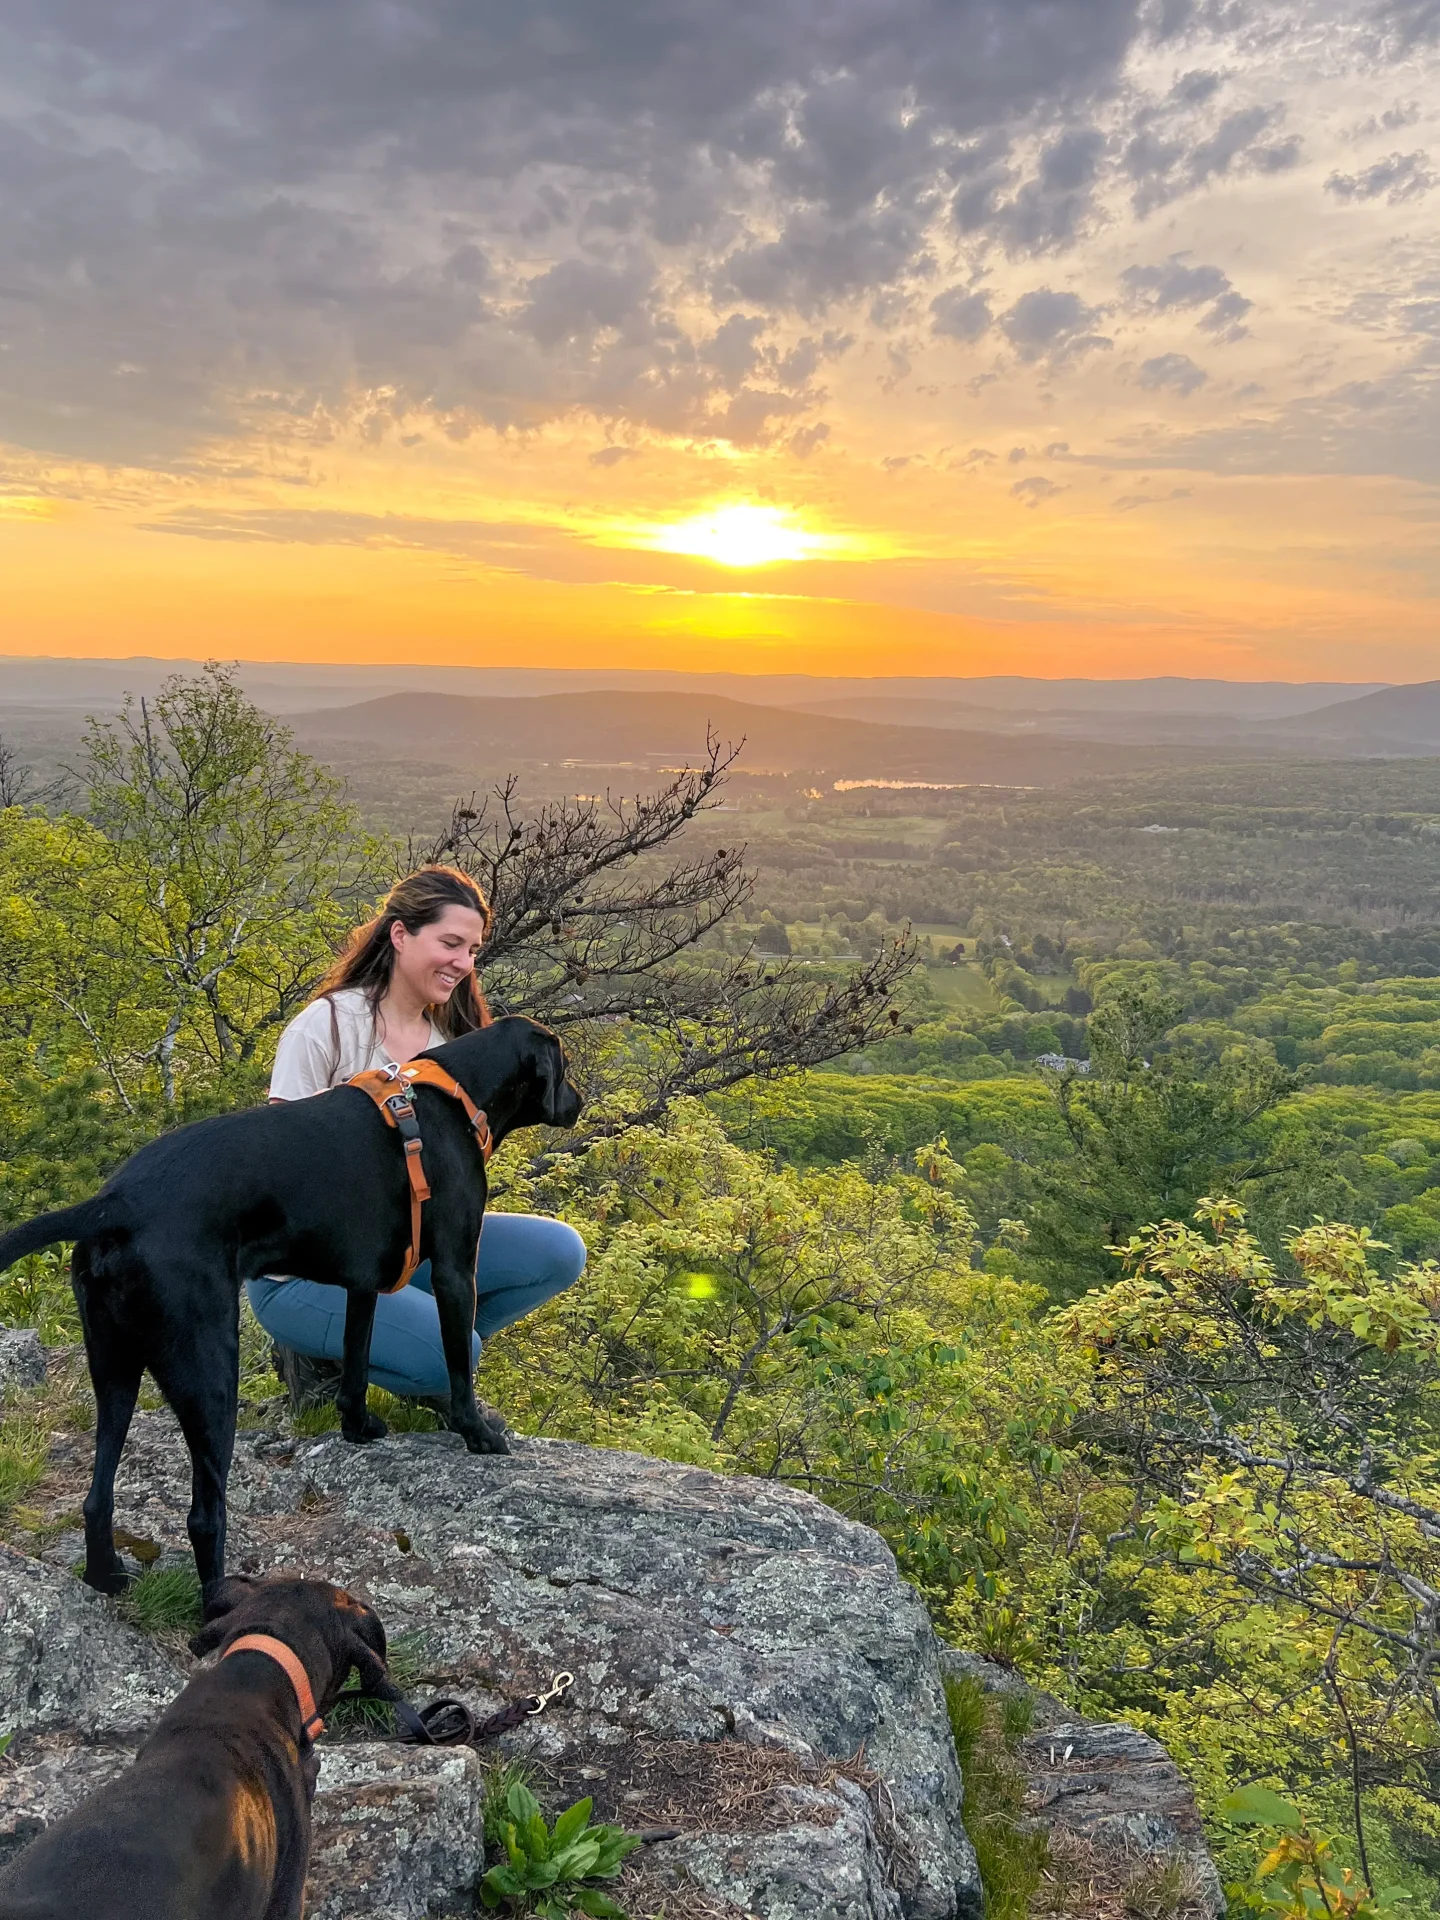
[393,1669,574,1746]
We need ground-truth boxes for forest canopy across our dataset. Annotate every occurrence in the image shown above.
[2,668,1439,1914]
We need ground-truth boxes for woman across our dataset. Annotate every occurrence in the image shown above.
[246,865,586,1413]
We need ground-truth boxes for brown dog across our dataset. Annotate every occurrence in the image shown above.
[0,1575,399,1920]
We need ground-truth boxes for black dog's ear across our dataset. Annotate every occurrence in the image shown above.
[541,1034,566,1120]
[188,1574,260,1655]
[343,1631,400,1703]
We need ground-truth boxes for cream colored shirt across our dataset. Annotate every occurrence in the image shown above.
[268,987,446,1100]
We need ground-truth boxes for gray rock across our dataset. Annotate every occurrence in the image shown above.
[939,1651,1223,1919]
[308,1743,487,1920]
[662,1779,903,1920]
[0,1541,184,1737]
[0,1329,45,1397]
[21,1412,981,1919]
[0,1735,133,1869]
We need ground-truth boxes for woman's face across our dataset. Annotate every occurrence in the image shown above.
[390,904,487,1006]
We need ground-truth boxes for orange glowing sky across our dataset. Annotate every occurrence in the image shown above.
[2,1,1439,682]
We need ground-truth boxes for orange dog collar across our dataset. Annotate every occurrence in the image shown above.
[223,1632,325,1741]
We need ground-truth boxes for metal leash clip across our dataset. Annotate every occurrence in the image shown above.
[528,1671,575,1715]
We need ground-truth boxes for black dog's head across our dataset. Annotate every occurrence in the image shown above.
[190,1574,396,1717]
[440,1014,583,1141]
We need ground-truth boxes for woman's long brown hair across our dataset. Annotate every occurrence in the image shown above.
[314,865,493,1038]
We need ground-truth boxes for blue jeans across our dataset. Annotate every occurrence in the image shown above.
[245,1213,586,1400]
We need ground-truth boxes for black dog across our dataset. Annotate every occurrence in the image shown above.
[0,1575,398,1920]
[0,1015,582,1595]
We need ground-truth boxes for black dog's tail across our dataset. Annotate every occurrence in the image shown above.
[0,1198,109,1271]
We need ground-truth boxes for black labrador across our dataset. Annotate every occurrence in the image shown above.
[0,1575,401,1920]
[0,1015,582,1596]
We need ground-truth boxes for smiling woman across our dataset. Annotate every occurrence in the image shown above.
[647,503,841,569]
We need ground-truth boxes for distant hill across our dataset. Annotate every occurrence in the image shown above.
[289,689,1199,786]
[1272,681,1440,753]
[0,656,1384,719]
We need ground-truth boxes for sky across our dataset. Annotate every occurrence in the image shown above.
[2,0,1439,683]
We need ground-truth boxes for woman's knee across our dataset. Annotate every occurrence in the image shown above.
[477,1213,587,1290]
[538,1218,588,1287]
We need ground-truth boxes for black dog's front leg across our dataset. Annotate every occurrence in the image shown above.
[430,1257,508,1455]
[337,1292,388,1443]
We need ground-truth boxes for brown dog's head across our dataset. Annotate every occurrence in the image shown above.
[190,1574,397,1717]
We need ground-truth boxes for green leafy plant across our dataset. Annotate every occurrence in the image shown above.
[480,1776,640,1918]
[1222,1785,1413,1917]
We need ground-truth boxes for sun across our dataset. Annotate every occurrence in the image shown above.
[648,503,835,568]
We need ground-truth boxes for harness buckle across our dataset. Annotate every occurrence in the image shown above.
[528,1671,575,1715]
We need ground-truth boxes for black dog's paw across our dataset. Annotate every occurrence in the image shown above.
[462,1416,510,1456]
[83,1560,131,1597]
[341,1411,389,1444]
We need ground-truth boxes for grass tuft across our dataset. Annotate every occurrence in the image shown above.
[290,1389,443,1438]
[326,1628,430,1736]
[944,1672,1048,1920]
[0,1399,49,1521]
[1121,1853,1198,1919]
[119,1563,204,1635]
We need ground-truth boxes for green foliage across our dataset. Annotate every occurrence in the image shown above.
[118,1564,203,1635]
[479,1776,639,1918]
[943,1675,1046,1920]
[1222,1788,1413,1917]
[0,1249,80,1343]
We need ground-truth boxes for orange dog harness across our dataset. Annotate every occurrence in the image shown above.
[223,1632,326,1741]
[347,1059,493,1293]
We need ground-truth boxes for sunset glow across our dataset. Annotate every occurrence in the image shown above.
[644,505,842,570]
[0,3,1437,679]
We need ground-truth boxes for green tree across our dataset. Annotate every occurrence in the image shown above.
[1024,984,1296,1295]
[76,663,377,1108]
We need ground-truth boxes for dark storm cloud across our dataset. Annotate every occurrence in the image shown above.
[0,0,1145,463]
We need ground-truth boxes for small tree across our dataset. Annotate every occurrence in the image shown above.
[76,665,379,1107]
[1025,984,1295,1295]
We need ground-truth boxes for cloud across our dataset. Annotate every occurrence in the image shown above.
[1000,288,1112,363]
[0,0,1153,466]
[1326,152,1437,204]
[1137,351,1208,393]
[1125,103,1302,216]
[930,287,994,341]
[1011,474,1064,504]
[589,446,636,466]
[790,421,831,457]
[952,126,1109,256]
[1121,252,1253,341]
